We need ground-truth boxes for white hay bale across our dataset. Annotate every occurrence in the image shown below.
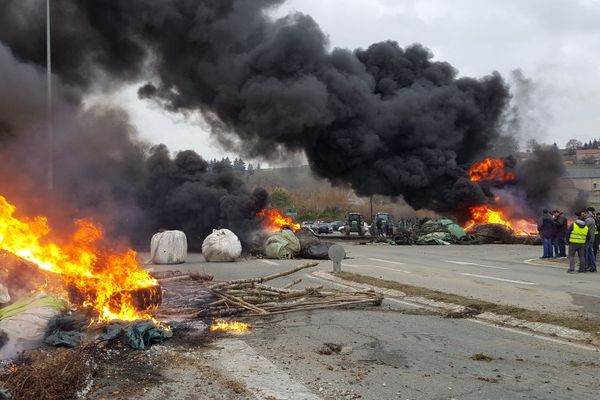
[150,230,188,265]
[202,229,242,262]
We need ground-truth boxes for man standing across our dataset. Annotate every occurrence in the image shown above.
[584,207,597,272]
[538,209,554,259]
[567,211,591,273]
[552,210,567,258]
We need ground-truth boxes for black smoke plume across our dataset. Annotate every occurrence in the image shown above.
[0,0,514,218]
[0,41,266,246]
[0,0,568,229]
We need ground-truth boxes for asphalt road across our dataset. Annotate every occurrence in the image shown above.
[142,242,600,318]
[135,246,600,399]
[335,243,600,318]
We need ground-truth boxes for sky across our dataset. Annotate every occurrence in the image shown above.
[107,0,600,162]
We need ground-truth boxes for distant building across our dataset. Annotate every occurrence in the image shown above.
[575,149,600,163]
[561,168,600,205]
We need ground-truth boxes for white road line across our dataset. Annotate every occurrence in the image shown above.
[259,259,280,266]
[210,338,321,399]
[368,258,406,265]
[459,272,536,285]
[342,263,412,274]
[446,260,509,270]
[304,273,356,290]
[385,297,420,308]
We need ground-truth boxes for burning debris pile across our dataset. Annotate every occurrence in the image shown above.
[155,262,382,321]
[0,195,160,323]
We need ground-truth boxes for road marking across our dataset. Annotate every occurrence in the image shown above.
[523,258,566,269]
[209,338,321,399]
[385,297,420,308]
[259,259,280,266]
[446,260,509,270]
[305,273,356,290]
[342,263,412,274]
[368,258,405,265]
[459,273,536,285]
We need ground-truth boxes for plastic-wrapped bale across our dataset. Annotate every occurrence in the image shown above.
[202,229,242,262]
[302,242,335,259]
[472,224,514,244]
[0,294,67,358]
[295,228,321,249]
[265,229,301,260]
[150,230,188,264]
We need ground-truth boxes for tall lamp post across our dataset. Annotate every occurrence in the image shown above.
[47,0,54,191]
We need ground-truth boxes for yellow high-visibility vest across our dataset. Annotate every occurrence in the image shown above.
[570,224,589,244]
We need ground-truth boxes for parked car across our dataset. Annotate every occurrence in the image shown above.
[329,220,345,232]
[317,222,333,234]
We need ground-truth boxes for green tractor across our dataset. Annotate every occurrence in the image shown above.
[370,212,396,237]
[344,213,365,236]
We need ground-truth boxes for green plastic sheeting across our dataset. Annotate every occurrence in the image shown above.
[0,387,10,400]
[265,229,301,259]
[99,321,173,350]
[438,219,467,239]
[0,294,67,321]
[416,232,452,245]
[45,330,82,348]
[124,321,173,350]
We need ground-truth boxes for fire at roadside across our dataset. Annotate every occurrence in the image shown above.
[0,195,383,399]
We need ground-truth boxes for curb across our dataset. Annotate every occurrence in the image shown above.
[312,271,594,344]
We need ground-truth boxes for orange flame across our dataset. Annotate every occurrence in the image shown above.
[0,194,159,322]
[465,205,537,235]
[210,319,251,334]
[464,158,536,234]
[257,208,300,233]
[468,157,515,182]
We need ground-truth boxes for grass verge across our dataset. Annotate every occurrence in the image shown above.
[334,271,600,338]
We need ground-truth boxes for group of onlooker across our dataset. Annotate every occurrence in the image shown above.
[539,207,600,273]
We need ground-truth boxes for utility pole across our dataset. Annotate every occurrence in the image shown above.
[47,0,54,191]
[370,195,373,223]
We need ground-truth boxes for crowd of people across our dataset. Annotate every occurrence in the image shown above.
[538,207,600,273]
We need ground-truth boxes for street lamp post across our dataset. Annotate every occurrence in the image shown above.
[47,0,54,191]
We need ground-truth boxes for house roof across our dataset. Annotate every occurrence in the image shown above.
[576,149,600,155]
[563,169,600,179]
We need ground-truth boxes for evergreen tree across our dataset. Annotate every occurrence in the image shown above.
[247,163,254,176]
[237,158,246,174]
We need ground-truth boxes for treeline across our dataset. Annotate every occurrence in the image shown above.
[565,138,600,155]
[206,157,261,175]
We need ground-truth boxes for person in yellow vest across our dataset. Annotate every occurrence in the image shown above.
[566,211,593,273]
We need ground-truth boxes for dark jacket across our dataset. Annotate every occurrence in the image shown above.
[566,219,593,244]
[537,214,555,239]
[554,213,568,235]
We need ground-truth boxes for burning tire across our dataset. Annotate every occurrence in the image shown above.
[68,284,163,315]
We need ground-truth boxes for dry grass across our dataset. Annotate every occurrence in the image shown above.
[0,346,94,400]
[334,272,600,338]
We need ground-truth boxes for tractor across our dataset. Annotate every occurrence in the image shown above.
[370,212,396,237]
[344,213,365,236]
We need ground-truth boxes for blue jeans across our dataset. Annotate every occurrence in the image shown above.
[542,238,553,258]
[553,234,566,257]
[585,242,597,271]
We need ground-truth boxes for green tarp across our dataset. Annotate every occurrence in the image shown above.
[265,229,301,259]
[416,232,452,245]
[438,219,467,239]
